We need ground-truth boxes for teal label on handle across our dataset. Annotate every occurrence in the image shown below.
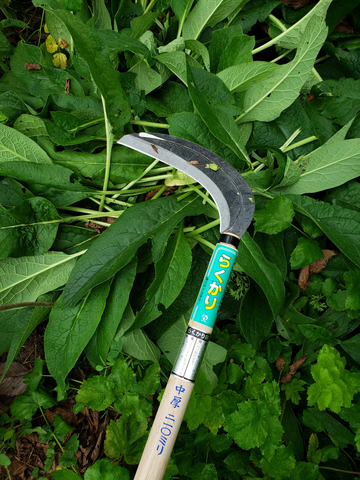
[192,244,237,329]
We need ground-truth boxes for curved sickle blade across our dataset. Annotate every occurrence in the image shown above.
[118,133,255,238]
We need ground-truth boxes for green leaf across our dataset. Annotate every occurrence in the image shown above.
[183,0,248,40]
[76,376,114,411]
[131,12,159,39]
[62,195,207,308]
[187,65,250,166]
[0,123,51,164]
[237,232,285,316]
[281,377,306,405]
[307,432,322,464]
[267,0,332,50]
[239,283,274,350]
[168,112,239,167]
[34,0,131,131]
[130,228,192,331]
[122,329,161,364]
[224,382,283,460]
[237,16,328,123]
[0,197,60,259]
[260,444,296,480]
[279,140,360,195]
[171,0,195,37]
[0,177,33,209]
[254,196,294,235]
[298,324,337,346]
[307,344,360,413]
[0,454,11,466]
[290,237,323,269]
[14,114,48,138]
[339,333,360,364]
[304,408,355,448]
[104,414,148,464]
[85,258,137,368]
[45,283,110,397]
[52,470,82,480]
[185,40,210,72]
[0,251,81,305]
[10,388,56,420]
[84,458,130,480]
[218,61,281,93]
[290,195,360,268]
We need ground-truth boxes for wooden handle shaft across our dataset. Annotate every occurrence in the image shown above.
[134,374,194,480]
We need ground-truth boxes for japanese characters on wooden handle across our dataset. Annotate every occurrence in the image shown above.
[134,240,238,480]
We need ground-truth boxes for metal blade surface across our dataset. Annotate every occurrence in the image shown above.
[118,133,254,238]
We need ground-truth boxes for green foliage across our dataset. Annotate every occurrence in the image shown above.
[2,0,360,478]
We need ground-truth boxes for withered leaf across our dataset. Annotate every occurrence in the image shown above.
[298,249,336,291]
[188,160,200,165]
[275,355,286,372]
[281,355,308,383]
[25,62,41,70]
[65,78,71,94]
[0,362,29,396]
[279,0,309,8]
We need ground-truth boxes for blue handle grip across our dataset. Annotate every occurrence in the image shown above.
[191,243,238,329]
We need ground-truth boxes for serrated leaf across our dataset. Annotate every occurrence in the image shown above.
[260,444,296,480]
[76,376,114,411]
[84,458,130,480]
[290,237,323,269]
[237,17,327,123]
[0,251,81,305]
[281,377,306,405]
[45,283,110,397]
[307,344,360,413]
[104,415,148,464]
[62,195,207,308]
[254,196,294,235]
[10,388,56,420]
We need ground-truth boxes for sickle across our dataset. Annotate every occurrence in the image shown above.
[118,133,255,480]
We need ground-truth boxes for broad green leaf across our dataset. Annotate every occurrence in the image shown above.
[187,64,250,165]
[217,34,254,73]
[260,445,296,480]
[84,458,130,480]
[0,251,82,305]
[52,470,82,480]
[290,237,323,269]
[281,378,306,405]
[131,12,158,39]
[14,114,48,138]
[237,17,328,123]
[183,0,248,40]
[156,51,203,85]
[280,140,360,195]
[254,196,294,235]
[237,232,285,316]
[122,329,161,364]
[0,177,33,208]
[298,324,337,346]
[62,195,207,307]
[45,283,110,397]
[0,197,60,258]
[202,342,227,387]
[0,123,51,164]
[92,0,112,30]
[339,333,360,364]
[265,0,332,50]
[290,195,360,268]
[1,293,55,381]
[130,228,192,331]
[217,61,281,93]
[104,414,148,464]
[168,112,240,167]
[185,39,210,71]
[307,344,360,413]
[132,61,163,95]
[327,180,360,213]
[85,258,137,368]
[304,408,355,448]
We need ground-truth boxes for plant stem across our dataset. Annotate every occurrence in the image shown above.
[188,184,217,210]
[186,219,220,238]
[0,302,55,312]
[280,128,302,150]
[137,174,173,183]
[39,406,65,453]
[270,48,294,63]
[192,235,216,250]
[89,197,115,212]
[117,158,160,195]
[151,184,168,200]
[319,466,360,476]
[130,120,170,129]
[99,95,114,212]
[144,0,157,14]
[68,117,104,132]
[282,136,318,152]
